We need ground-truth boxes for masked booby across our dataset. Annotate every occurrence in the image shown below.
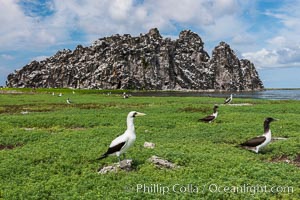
[240,117,278,153]
[97,111,146,163]
[123,92,129,99]
[67,98,72,104]
[224,94,233,104]
[199,105,218,123]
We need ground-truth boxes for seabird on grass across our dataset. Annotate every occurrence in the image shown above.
[67,98,72,104]
[239,117,278,153]
[58,93,62,97]
[224,94,233,104]
[97,111,146,163]
[199,105,218,123]
[21,110,29,115]
[123,92,129,99]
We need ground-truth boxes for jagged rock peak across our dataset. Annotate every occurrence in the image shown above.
[179,30,203,44]
[213,41,235,56]
[6,28,264,91]
[218,41,230,47]
[147,28,162,39]
[210,41,264,91]
[213,41,234,54]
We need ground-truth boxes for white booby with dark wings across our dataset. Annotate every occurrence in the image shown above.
[239,117,278,153]
[97,111,146,163]
[123,92,129,99]
[224,94,233,104]
[199,105,219,123]
[67,98,72,104]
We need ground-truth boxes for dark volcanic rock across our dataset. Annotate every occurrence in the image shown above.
[209,42,263,91]
[6,28,263,91]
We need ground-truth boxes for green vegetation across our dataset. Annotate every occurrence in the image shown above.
[0,89,299,199]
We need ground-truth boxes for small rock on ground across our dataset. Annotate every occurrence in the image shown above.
[98,159,133,174]
[144,142,155,149]
[148,155,178,169]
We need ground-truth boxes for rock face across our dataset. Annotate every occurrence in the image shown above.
[6,28,263,91]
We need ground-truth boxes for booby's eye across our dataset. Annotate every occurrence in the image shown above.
[133,112,137,117]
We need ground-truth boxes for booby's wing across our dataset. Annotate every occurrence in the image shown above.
[97,133,127,160]
[240,136,266,147]
[97,142,126,160]
[199,115,215,122]
[105,141,126,155]
[224,98,230,104]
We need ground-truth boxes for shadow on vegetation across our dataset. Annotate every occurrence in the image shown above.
[271,154,300,168]
[0,143,23,150]
[0,102,150,114]
[178,106,211,113]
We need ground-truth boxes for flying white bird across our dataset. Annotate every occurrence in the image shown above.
[97,111,146,163]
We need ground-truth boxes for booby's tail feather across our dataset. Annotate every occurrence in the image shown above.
[97,153,108,160]
[235,143,243,148]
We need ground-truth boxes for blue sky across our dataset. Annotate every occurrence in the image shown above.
[1,0,300,88]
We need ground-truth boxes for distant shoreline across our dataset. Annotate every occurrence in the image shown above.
[265,88,300,90]
[1,87,300,93]
[1,87,300,100]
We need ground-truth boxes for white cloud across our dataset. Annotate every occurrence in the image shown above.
[1,54,14,60]
[203,15,248,41]
[0,0,256,51]
[242,1,300,70]
[242,46,300,69]
[267,36,287,48]
[232,33,256,45]
[1,0,300,71]
[242,49,278,68]
[0,0,32,48]
[0,0,70,50]
[108,0,133,21]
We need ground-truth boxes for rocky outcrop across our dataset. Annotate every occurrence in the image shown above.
[98,159,133,174]
[6,28,263,91]
[209,42,263,91]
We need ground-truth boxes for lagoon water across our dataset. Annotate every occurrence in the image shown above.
[232,89,300,100]
[133,89,300,100]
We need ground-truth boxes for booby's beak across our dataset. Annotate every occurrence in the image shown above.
[268,118,279,122]
[135,112,146,117]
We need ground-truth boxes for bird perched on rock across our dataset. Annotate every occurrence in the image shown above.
[97,111,146,164]
[239,117,278,153]
[199,105,218,123]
